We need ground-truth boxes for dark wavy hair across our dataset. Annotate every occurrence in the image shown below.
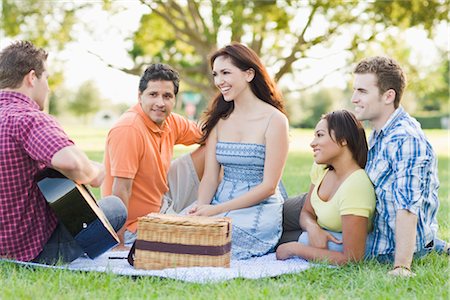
[322,109,368,169]
[139,63,180,95]
[199,43,285,144]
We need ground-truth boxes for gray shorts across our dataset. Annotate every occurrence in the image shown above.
[277,192,307,246]
[124,153,199,245]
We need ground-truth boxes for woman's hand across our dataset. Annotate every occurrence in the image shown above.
[189,204,222,216]
[276,242,300,260]
[307,226,342,249]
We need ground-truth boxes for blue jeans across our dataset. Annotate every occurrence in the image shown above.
[299,230,447,263]
[124,230,137,246]
[32,196,126,265]
[298,231,360,253]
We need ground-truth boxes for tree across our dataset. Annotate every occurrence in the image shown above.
[417,55,449,113]
[1,0,99,112]
[68,81,102,123]
[109,0,448,102]
[2,0,448,118]
[296,88,341,128]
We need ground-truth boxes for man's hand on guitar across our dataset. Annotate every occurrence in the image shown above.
[89,161,105,187]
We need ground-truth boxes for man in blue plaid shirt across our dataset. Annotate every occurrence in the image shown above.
[279,56,448,277]
[351,56,448,276]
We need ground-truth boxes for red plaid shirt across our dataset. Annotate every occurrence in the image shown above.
[0,91,73,261]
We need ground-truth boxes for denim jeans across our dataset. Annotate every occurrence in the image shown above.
[124,230,137,246]
[32,196,126,265]
[299,230,447,263]
[298,231,355,253]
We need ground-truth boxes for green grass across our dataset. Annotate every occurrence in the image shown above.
[0,127,448,299]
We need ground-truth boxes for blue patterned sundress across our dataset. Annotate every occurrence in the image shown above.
[212,141,283,260]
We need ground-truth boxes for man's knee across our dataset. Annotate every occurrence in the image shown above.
[190,145,205,180]
[166,152,201,213]
[98,196,127,231]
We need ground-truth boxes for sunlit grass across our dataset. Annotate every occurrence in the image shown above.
[0,126,447,299]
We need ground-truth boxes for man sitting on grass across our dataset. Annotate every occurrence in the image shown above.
[0,41,127,264]
[281,56,449,277]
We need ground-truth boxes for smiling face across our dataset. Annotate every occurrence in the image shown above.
[212,56,253,102]
[310,119,343,165]
[139,80,175,126]
[351,73,394,131]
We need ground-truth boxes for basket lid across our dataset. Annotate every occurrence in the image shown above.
[139,213,231,227]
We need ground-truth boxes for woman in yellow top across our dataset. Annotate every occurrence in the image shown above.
[276,110,375,265]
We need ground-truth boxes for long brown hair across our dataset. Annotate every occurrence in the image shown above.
[199,43,285,143]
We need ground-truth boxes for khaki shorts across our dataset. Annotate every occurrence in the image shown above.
[124,153,200,245]
[160,153,200,214]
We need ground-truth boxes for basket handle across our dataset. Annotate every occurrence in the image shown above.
[127,241,136,266]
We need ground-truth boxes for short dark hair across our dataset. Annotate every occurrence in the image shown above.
[0,41,48,89]
[322,109,368,169]
[354,56,406,108]
[138,63,180,95]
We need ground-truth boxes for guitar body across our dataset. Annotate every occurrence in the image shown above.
[37,168,119,259]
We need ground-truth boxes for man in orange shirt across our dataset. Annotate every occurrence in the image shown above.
[102,63,203,247]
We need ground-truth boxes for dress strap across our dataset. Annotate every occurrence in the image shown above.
[263,112,277,135]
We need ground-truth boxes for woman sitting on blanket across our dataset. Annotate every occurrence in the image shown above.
[276,110,375,265]
[188,43,289,260]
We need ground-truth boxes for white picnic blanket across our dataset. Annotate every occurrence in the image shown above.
[3,251,313,283]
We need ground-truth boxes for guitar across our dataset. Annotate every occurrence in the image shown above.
[36,168,119,259]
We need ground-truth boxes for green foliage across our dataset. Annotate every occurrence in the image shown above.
[414,113,449,129]
[417,55,450,113]
[0,0,99,101]
[371,0,448,33]
[0,0,89,50]
[125,1,449,97]
[290,88,340,128]
[67,81,102,123]
[1,135,449,298]
[2,1,448,119]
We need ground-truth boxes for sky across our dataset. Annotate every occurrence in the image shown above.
[0,3,448,106]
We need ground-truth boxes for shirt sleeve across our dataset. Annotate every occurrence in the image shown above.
[390,135,433,215]
[339,172,376,218]
[171,114,202,145]
[19,113,73,166]
[107,125,143,179]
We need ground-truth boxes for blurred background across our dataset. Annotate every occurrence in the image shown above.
[1,0,448,129]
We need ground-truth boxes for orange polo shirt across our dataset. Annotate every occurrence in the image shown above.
[102,104,201,232]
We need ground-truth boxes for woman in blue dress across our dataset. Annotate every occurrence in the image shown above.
[189,43,289,260]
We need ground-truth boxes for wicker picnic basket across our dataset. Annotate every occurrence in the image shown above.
[133,213,232,270]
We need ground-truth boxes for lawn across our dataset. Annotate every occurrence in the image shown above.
[0,127,448,299]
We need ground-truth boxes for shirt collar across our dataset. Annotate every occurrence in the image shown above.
[131,103,171,134]
[0,90,40,110]
[369,106,406,148]
[381,106,405,134]
[373,106,406,137]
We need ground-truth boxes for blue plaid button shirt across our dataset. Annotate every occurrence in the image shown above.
[365,107,440,257]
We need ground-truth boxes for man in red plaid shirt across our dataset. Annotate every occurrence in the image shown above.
[0,41,126,264]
